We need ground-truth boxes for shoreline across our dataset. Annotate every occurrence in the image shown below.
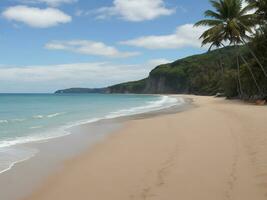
[0,95,190,200]
[0,95,182,175]
[23,95,267,200]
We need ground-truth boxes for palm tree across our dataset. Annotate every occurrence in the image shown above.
[246,0,267,22]
[195,0,254,47]
[244,0,267,78]
[195,0,262,97]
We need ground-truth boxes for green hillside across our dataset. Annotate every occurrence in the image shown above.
[56,0,267,101]
[109,46,247,97]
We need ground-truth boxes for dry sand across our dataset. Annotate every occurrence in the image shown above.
[25,95,267,200]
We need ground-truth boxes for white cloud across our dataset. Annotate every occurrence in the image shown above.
[0,61,157,93]
[147,58,171,66]
[20,0,77,7]
[45,40,140,58]
[2,6,72,28]
[95,0,175,22]
[120,24,208,49]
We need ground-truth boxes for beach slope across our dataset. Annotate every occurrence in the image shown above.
[25,95,267,200]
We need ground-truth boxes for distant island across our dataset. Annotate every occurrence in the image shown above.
[55,88,108,94]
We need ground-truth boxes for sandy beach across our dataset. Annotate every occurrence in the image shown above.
[24,95,267,200]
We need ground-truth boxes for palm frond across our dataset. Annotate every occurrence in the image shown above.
[204,10,222,19]
[195,19,223,27]
[196,0,258,46]
[210,0,223,12]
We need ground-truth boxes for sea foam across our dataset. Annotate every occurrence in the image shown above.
[0,95,185,174]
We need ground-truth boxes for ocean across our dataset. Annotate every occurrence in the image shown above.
[0,93,184,174]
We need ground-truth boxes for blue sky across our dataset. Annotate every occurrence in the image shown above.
[0,0,212,93]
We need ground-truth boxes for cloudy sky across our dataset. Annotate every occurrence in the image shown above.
[0,0,212,93]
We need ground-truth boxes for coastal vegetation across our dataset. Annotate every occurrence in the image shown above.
[109,46,244,95]
[58,0,267,101]
[195,0,267,100]
[110,0,267,100]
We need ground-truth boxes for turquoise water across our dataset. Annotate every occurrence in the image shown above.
[0,94,183,173]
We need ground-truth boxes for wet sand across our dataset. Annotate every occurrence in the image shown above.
[23,95,267,200]
[0,95,189,200]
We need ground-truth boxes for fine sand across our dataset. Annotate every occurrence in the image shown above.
[24,95,267,200]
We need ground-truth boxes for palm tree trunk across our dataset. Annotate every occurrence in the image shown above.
[217,47,224,89]
[220,57,224,75]
[218,47,224,76]
[239,54,263,95]
[241,39,267,79]
[237,55,243,98]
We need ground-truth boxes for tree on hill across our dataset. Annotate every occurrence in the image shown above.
[195,0,265,99]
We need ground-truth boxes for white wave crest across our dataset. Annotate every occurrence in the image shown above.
[0,120,8,124]
[29,126,43,129]
[47,112,65,118]
[33,112,65,119]
[0,96,184,152]
[0,147,38,174]
[105,96,182,119]
[0,95,185,174]
[33,115,45,119]
[0,128,70,149]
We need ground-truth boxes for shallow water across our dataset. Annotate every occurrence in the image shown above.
[0,93,183,173]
